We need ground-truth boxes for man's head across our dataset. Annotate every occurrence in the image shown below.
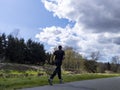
[58,45,62,50]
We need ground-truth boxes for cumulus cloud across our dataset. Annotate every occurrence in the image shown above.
[36,0,120,62]
[42,0,120,33]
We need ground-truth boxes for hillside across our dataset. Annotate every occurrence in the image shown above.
[0,63,41,71]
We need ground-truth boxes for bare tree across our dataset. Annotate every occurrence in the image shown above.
[10,29,20,38]
[112,56,120,64]
[111,56,120,72]
[90,51,100,61]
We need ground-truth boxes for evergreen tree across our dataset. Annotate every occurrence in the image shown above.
[15,38,26,63]
[0,35,2,61]
[25,39,46,65]
[0,33,7,62]
[6,35,17,62]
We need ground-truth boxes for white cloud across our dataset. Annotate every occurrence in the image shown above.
[36,0,120,62]
[42,0,120,32]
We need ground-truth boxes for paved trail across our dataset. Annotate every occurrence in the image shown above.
[21,77,120,90]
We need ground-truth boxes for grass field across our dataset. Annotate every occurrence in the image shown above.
[0,73,120,90]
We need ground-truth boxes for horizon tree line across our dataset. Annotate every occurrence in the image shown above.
[0,33,120,73]
[0,33,46,65]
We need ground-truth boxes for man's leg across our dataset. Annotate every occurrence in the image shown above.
[57,66,61,79]
[48,65,59,85]
[57,66,63,84]
[50,66,59,79]
[48,78,53,85]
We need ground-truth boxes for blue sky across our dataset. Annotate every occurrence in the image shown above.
[0,0,120,62]
[0,0,68,40]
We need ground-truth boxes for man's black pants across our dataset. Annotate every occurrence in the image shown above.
[50,61,62,79]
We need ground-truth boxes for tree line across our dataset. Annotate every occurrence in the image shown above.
[47,47,120,73]
[67,48,120,73]
[0,33,120,73]
[0,33,46,65]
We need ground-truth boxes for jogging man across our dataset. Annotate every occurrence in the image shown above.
[48,45,65,85]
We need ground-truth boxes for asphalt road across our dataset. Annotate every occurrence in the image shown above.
[21,77,120,90]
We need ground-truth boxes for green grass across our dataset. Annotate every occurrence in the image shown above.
[0,73,120,90]
[0,76,48,90]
